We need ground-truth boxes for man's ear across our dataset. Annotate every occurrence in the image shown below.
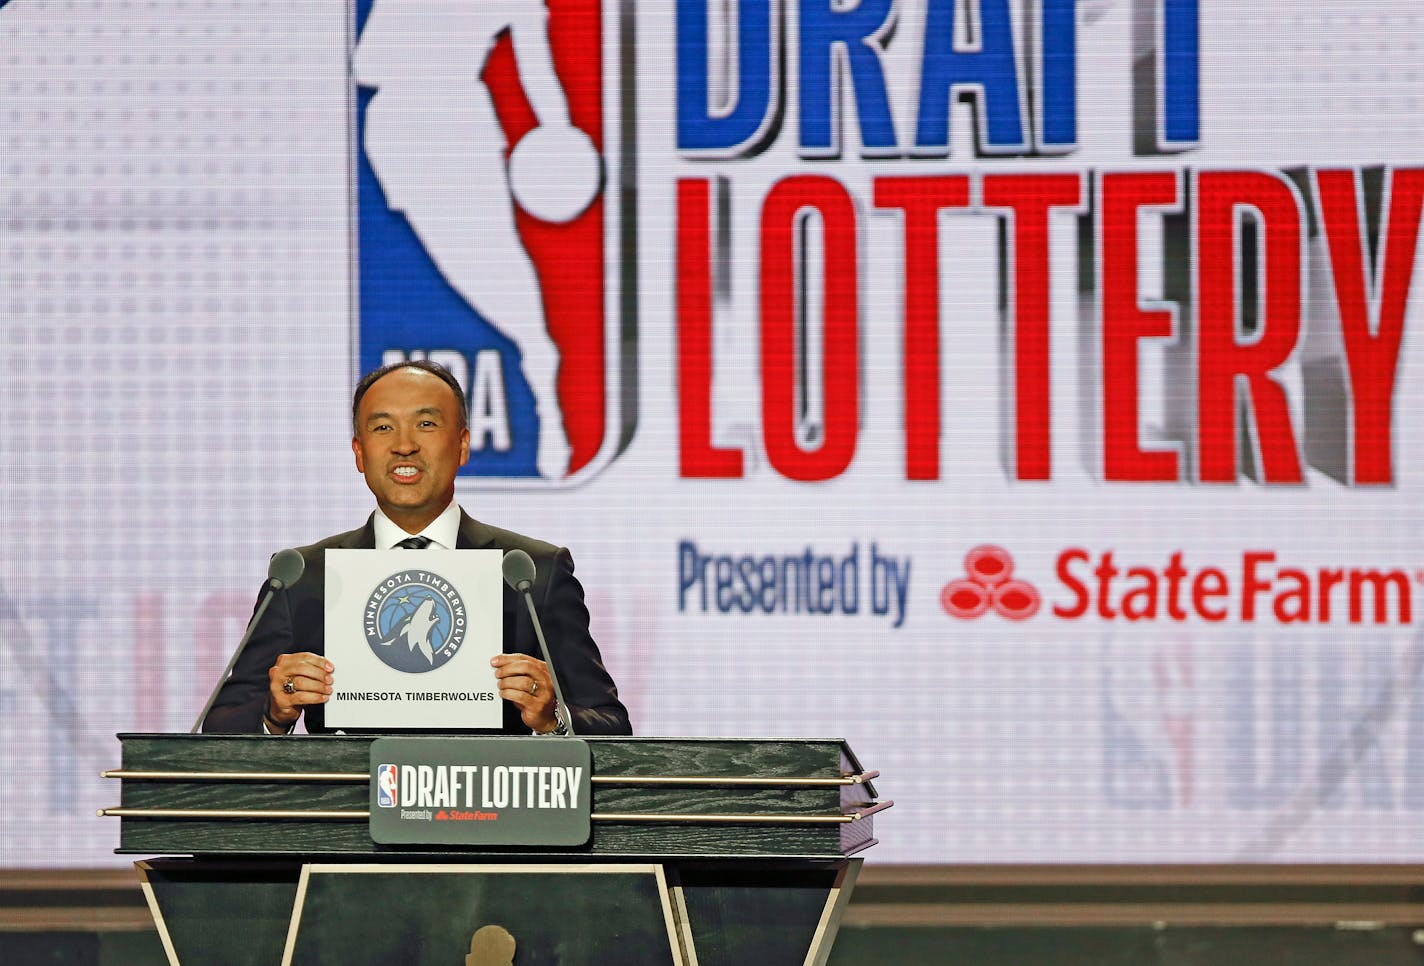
[458,427,470,467]
[352,435,366,472]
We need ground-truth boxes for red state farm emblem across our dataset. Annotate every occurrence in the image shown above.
[941,545,1041,620]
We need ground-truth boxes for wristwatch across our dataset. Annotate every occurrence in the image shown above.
[540,704,570,736]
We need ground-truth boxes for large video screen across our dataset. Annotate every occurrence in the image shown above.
[2,0,1422,865]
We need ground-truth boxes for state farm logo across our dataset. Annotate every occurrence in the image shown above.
[435,809,498,823]
[941,546,1416,625]
[940,546,1042,620]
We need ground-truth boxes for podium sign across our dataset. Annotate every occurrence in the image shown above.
[369,737,592,846]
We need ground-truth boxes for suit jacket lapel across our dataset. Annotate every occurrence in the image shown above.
[460,512,524,655]
[457,510,497,550]
[348,515,378,550]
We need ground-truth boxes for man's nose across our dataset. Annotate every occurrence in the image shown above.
[393,426,419,453]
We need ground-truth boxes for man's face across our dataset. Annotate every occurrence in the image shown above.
[352,367,470,532]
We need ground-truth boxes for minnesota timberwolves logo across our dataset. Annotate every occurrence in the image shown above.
[364,571,468,673]
[351,0,633,487]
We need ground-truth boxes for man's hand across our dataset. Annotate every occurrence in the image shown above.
[491,654,557,733]
[266,652,334,730]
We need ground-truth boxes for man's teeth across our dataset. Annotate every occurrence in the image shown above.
[394,467,419,477]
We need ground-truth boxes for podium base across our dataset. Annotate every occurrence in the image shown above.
[138,857,861,966]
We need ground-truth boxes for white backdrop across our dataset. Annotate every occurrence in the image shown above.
[2,0,1423,865]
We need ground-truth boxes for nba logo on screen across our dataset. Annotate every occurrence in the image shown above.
[377,764,398,808]
[350,0,632,486]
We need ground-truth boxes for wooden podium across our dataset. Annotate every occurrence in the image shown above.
[103,734,889,965]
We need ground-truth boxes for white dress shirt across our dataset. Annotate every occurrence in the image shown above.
[371,500,463,550]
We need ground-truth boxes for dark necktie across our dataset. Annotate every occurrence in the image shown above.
[395,536,432,550]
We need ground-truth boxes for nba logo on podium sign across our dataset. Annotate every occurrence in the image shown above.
[351,0,632,486]
[377,764,398,808]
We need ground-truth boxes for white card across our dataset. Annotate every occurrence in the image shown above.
[323,549,504,729]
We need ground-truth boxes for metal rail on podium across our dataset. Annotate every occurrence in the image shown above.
[102,734,890,965]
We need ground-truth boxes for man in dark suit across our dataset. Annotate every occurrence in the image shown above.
[202,360,630,736]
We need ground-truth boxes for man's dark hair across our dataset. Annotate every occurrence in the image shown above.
[351,359,469,435]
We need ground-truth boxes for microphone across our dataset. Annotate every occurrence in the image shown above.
[501,548,537,593]
[501,549,575,736]
[191,549,306,734]
[267,548,305,590]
